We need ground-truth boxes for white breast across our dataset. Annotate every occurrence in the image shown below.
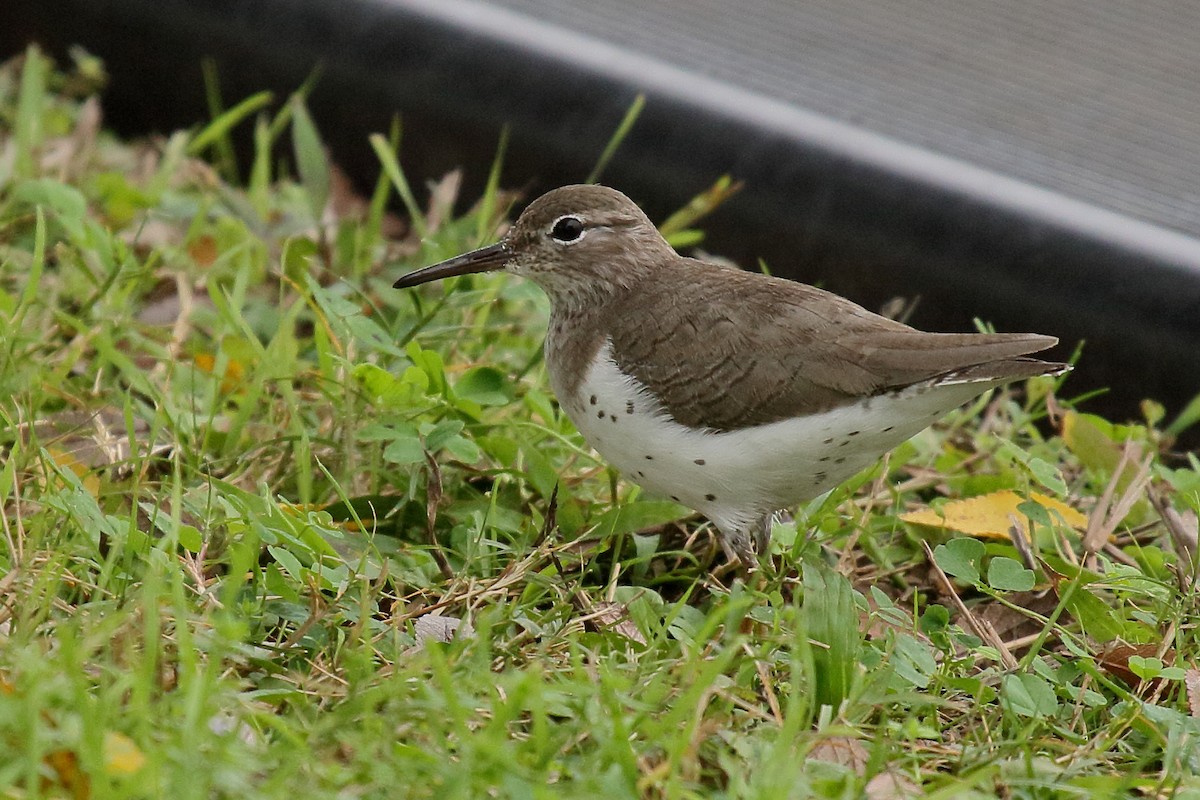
[553,339,995,536]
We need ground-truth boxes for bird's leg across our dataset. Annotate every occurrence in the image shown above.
[753,513,773,555]
[716,525,759,569]
[751,509,794,556]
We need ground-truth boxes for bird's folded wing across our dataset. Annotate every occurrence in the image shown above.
[607,263,1059,431]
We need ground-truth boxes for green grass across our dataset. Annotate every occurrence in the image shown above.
[2,45,1200,799]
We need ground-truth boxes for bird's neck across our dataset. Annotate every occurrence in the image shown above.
[543,285,630,403]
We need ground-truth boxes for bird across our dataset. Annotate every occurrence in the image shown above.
[394,184,1068,565]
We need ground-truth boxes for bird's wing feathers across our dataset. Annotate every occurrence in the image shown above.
[605,261,1061,431]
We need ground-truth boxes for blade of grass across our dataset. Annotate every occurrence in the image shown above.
[362,117,400,268]
[1165,390,1200,437]
[290,96,331,225]
[370,127,428,241]
[585,93,644,184]
[475,126,510,245]
[801,561,862,712]
[188,89,274,160]
[200,58,241,182]
[658,175,742,238]
[13,45,48,180]
[248,113,273,218]
[147,130,190,200]
[267,64,325,141]
[10,207,46,334]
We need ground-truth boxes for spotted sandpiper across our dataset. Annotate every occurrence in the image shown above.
[395,185,1068,564]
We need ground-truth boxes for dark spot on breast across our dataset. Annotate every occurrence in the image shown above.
[589,395,597,405]
[814,471,827,483]
[822,437,834,445]
[597,410,605,419]
[645,455,653,460]
[610,415,617,424]
[705,493,716,501]
[848,430,860,436]
[694,458,706,465]
[626,401,634,414]
[818,455,830,462]
[835,457,846,464]
[838,440,850,447]
[636,471,645,478]
[883,426,894,432]
[671,495,680,502]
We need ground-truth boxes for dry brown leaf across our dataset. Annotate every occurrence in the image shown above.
[866,771,922,799]
[1149,485,1199,565]
[26,410,169,478]
[902,491,1086,540]
[44,749,90,800]
[423,452,454,582]
[412,614,474,645]
[808,736,869,772]
[1096,642,1173,691]
[123,217,184,251]
[139,284,214,328]
[424,170,463,234]
[327,162,368,222]
[810,734,924,796]
[1186,669,1200,718]
[973,590,1060,644]
[63,95,101,181]
[187,234,218,268]
[575,595,646,645]
[921,541,1018,669]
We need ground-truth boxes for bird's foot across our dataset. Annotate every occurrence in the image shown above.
[754,510,793,554]
[717,530,760,572]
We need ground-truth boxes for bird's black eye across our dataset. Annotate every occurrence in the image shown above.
[549,216,585,243]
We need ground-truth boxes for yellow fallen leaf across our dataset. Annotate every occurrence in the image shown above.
[104,731,146,775]
[901,491,1086,540]
[3,677,143,793]
[45,446,102,497]
[193,352,246,393]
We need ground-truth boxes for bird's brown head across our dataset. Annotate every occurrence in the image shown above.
[393,185,675,307]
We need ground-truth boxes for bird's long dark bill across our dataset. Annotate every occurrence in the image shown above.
[393,242,510,288]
